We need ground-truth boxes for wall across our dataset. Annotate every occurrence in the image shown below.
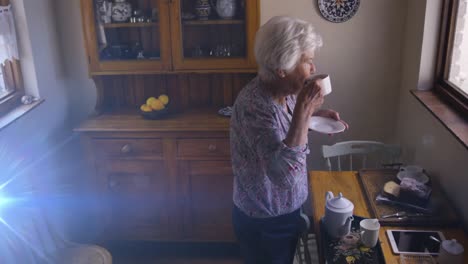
[1,0,69,180]
[3,0,67,139]
[395,0,468,229]
[53,0,96,125]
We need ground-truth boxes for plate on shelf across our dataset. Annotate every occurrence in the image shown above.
[218,106,232,117]
[309,116,346,134]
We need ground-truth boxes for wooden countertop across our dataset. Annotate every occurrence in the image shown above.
[309,170,468,264]
[74,108,230,132]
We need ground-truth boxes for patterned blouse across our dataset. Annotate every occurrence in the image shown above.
[230,76,310,218]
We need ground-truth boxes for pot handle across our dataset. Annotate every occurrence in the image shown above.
[326,191,334,201]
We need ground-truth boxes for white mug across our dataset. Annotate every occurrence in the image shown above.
[317,74,332,96]
[305,74,332,96]
[360,218,380,248]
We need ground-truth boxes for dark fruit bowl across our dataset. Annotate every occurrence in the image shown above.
[140,107,169,120]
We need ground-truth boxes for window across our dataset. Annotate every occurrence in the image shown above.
[0,1,23,117]
[436,0,468,116]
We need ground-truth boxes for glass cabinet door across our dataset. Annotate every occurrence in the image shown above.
[170,0,258,71]
[83,0,172,73]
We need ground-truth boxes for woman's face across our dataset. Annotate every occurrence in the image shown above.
[283,50,316,94]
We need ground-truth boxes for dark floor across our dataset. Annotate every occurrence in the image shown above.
[106,242,243,264]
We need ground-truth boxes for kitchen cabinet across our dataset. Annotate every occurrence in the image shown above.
[94,159,173,240]
[80,0,259,75]
[77,110,236,242]
[179,160,236,241]
[77,0,259,243]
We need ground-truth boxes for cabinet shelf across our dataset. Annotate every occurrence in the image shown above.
[182,19,244,26]
[103,22,159,28]
[75,108,230,132]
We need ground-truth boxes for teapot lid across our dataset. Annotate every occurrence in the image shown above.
[441,239,464,255]
[327,192,354,212]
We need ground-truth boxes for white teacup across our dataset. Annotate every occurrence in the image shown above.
[360,218,380,248]
[305,74,332,96]
[316,74,332,96]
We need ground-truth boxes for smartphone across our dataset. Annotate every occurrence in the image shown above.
[386,230,445,255]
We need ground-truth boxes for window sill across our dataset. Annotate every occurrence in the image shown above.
[411,90,468,149]
[0,99,44,131]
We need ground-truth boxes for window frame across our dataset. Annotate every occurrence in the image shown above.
[0,0,24,118]
[0,59,24,117]
[435,0,468,117]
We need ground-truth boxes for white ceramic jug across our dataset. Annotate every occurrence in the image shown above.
[323,191,354,238]
[438,239,464,264]
[111,0,132,22]
[210,0,236,19]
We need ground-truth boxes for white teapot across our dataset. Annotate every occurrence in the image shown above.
[323,191,354,238]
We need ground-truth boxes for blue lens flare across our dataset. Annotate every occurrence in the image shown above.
[0,133,79,262]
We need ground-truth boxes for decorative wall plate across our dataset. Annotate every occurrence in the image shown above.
[318,0,360,23]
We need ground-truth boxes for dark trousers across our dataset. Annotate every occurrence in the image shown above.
[232,205,302,264]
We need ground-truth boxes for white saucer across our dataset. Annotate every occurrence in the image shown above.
[397,171,429,184]
[309,116,346,134]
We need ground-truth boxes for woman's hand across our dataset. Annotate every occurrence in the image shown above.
[313,109,349,130]
[295,78,324,118]
[285,78,324,147]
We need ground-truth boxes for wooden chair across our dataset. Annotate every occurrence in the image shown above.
[0,207,112,264]
[294,209,319,264]
[322,141,401,171]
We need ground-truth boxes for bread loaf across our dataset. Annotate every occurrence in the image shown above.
[399,177,432,206]
[383,181,400,198]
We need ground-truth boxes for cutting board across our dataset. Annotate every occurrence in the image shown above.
[357,169,460,226]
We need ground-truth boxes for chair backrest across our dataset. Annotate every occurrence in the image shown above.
[0,207,67,264]
[322,141,401,171]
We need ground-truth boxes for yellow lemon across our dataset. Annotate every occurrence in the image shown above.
[146,97,156,105]
[140,104,152,112]
[345,256,356,264]
[158,94,169,105]
[150,99,165,111]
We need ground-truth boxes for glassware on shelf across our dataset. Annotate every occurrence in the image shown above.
[194,0,211,20]
[152,7,159,21]
[209,44,232,57]
[191,46,205,57]
[96,0,112,24]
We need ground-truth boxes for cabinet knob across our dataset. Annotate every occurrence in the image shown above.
[108,180,119,190]
[208,144,217,151]
[120,144,132,154]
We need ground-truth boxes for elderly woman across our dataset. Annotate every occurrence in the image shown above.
[230,16,346,264]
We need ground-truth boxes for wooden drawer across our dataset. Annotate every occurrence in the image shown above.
[177,138,230,157]
[93,138,163,158]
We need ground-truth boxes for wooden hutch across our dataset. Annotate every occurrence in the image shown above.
[75,0,259,242]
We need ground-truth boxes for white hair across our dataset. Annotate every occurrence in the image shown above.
[254,16,323,82]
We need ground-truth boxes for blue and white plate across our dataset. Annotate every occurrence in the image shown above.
[318,0,360,23]
[218,106,232,117]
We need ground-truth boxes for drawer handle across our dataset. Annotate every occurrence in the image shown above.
[208,144,217,151]
[120,144,132,154]
[108,180,119,190]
